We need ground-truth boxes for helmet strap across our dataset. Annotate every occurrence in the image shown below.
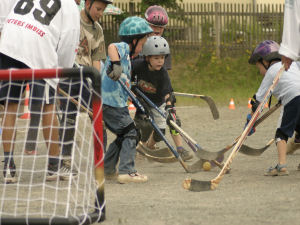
[259,59,269,70]
[130,38,141,58]
[147,58,154,70]
[85,2,96,29]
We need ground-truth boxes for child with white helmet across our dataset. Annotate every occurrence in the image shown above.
[132,36,193,161]
[132,5,193,161]
[247,40,300,175]
[102,16,153,184]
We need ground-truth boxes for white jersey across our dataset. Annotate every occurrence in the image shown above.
[0,0,80,88]
[279,0,300,61]
[255,62,300,106]
[0,0,17,32]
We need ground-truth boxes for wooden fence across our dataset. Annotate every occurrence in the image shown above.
[101,2,284,57]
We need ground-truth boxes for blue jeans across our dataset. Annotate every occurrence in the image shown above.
[103,105,137,175]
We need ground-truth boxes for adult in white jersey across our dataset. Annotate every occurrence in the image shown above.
[279,0,300,71]
[0,0,18,37]
[0,0,80,183]
[248,40,300,176]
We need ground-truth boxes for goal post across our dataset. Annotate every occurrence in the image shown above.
[0,67,105,224]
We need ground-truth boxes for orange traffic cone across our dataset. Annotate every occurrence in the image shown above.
[128,101,136,112]
[247,98,252,108]
[229,98,235,110]
[20,84,30,119]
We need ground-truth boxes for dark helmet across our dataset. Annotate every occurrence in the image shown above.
[249,40,281,65]
[89,0,113,5]
[119,16,153,44]
[145,5,168,27]
[84,0,113,28]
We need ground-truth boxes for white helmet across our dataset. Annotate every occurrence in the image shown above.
[141,36,170,56]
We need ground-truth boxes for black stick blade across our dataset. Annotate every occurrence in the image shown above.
[182,178,214,192]
[194,147,228,161]
[239,141,274,156]
[200,96,220,120]
[186,159,205,173]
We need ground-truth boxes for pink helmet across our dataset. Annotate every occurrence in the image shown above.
[145,5,168,27]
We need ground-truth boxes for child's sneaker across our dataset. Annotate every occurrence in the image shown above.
[117,172,148,184]
[3,161,17,184]
[46,163,59,181]
[177,147,193,161]
[59,159,78,181]
[264,164,289,176]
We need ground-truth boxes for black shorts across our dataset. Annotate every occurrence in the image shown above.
[59,78,92,112]
[29,80,56,105]
[0,53,29,104]
[0,53,55,105]
[277,96,300,138]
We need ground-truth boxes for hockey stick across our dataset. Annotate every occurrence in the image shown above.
[173,92,219,120]
[58,87,93,117]
[137,142,174,158]
[239,138,275,156]
[195,101,282,160]
[134,88,223,171]
[169,120,224,170]
[237,102,281,155]
[183,65,285,192]
[136,147,178,163]
[118,80,191,173]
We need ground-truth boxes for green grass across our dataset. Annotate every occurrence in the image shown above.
[169,52,263,107]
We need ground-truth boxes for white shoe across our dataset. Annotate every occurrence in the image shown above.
[117,172,148,184]
[59,159,78,181]
[3,162,17,184]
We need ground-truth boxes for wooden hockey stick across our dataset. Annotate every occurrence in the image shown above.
[135,88,219,172]
[169,120,223,170]
[136,147,178,163]
[134,88,216,158]
[137,142,174,158]
[173,92,219,120]
[195,101,282,160]
[183,65,285,192]
[58,87,93,117]
[118,80,192,173]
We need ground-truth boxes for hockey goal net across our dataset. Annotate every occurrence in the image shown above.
[0,67,105,225]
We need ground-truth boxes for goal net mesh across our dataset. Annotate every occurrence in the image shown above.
[0,68,104,224]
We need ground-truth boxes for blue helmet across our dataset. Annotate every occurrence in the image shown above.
[119,16,153,43]
[249,40,281,65]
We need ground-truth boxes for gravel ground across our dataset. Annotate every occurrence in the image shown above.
[100,105,300,225]
[1,105,300,225]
